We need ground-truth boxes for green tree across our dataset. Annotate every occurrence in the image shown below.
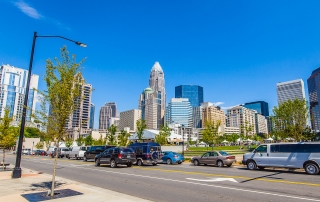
[227,133,239,143]
[0,108,17,171]
[273,98,309,141]
[240,121,254,140]
[36,47,86,196]
[35,141,44,149]
[76,136,85,146]
[84,135,93,146]
[93,134,106,145]
[202,120,221,150]
[65,136,73,148]
[107,125,117,145]
[136,119,146,142]
[118,130,130,146]
[24,127,41,138]
[154,124,171,145]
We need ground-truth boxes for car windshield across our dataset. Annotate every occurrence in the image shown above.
[80,147,87,151]
[219,151,229,156]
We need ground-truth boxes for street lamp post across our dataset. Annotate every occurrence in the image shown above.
[12,31,86,179]
[181,124,185,157]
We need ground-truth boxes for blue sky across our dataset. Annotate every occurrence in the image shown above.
[1,1,320,129]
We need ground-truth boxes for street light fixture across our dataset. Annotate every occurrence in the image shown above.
[12,31,86,179]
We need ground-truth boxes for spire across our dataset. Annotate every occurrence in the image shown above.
[151,61,163,72]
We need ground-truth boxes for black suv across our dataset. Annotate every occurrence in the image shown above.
[128,142,162,166]
[83,145,115,161]
[95,147,136,168]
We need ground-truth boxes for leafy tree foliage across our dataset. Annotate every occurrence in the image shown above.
[35,141,44,149]
[273,98,309,141]
[84,135,93,146]
[76,136,85,146]
[0,108,18,170]
[240,121,254,140]
[107,125,117,145]
[202,120,221,150]
[24,127,41,138]
[65,136,73,148]
[155,124,171,145]
[93,134,106,146]
[136,119,146,142]
[118,130,130,146]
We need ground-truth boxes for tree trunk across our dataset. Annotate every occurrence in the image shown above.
[50,142,60,197]
[2,148,5,171]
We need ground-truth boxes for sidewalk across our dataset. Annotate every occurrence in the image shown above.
[0,167,151,202]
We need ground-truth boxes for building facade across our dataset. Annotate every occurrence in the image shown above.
[223,126,240,134]
[175,85,203,107]
[149,61,166,112]
[201,102,226,128]
[255,113,268,134]
[192,106,203,128]
[277,79,306,105]
[165,98,193,127]
[244,101,269,117]
[0,64,39,122]
[119,109,141,132]
[89,103,95,129]
[226,106,256,135]
[308,67,320,131]
[99,102,118,130]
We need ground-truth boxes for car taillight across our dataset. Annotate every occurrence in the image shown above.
[147,153,151,158]
[226,156,235,159]
[118,154,122,158]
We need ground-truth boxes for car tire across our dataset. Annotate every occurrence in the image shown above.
[305,163,319,175]
[247,160,257,170]
[178,162,182,164]
[194,160,199,166]
[166,159,172,165]
[95,159,100,167]
[217,160,224,167]
[110,159,117,168]
[258,166,265,170]
[127,162,132,167]
[83,156,87,162]
[137,159,143,166]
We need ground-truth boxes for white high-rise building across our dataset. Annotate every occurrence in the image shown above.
[119,109,141,132]
[277,79,306,104]
[226,106,256,135]
[165,98,192,127]
[99,102,118,130]
[149,62,166,112]
[255,113,268,134]
[0,64,39,122]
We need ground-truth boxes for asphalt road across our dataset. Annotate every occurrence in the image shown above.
[6,154,320,202]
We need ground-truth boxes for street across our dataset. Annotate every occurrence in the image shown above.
[5,154,320,202]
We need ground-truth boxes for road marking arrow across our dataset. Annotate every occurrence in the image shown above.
[186,177,238,183]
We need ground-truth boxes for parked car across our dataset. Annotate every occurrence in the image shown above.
[48,147,56,157]
[83,145,115,161]
[191,151,236,167]
[128,142,162,166]
[242,142,320,175]
[51,147,69,158]
[161,151,184,164]
[22,148,31,155]
[95,147,136,168]
[68,146,89,160]
[34,150,48,156]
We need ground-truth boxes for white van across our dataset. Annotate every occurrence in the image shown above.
[68,146,89,160]
[242,142,320,175]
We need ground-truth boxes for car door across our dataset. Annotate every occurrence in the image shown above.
[207,152,219,164]
[99,150,108,163]
[105,148,114,164]
[199,152,210,164]
[253,145,269,166]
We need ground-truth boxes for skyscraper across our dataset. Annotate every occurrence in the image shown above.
[0,64,39,122]
[99,102,118,130]
[165,98,192,127]
[276,79,305,105]
[119,109,142,132]
[89,103,95,129]
[175,85,203,107]
[138,62,166,129]
[226,106,256,135]
[308,68,320,131]
[244,101,269,116]
[201,102,225,128]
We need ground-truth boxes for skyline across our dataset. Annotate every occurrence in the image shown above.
[1,1,320,129]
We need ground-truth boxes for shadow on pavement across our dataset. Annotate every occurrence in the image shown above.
[27,181,67,192]
[21,188,83,202]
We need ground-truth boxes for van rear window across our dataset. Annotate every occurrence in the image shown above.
[271,144,320,153]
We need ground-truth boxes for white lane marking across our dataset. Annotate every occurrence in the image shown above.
[21,159,320,201]
[186,177,238,183]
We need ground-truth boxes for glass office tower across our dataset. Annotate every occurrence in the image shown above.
[244,101,269,116]
[175,85,203,107]
[308,67,320,131]
[165,98,192,127]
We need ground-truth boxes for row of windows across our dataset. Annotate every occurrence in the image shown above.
[257,144,320,153]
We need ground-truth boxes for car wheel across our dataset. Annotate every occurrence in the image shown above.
[95,159,100,167]
[83,156,87,162]
[204,164,207,166]
[137,159,143,166]
[127,162,132,167]
[193,160,199,166]
[217,160,224,167]
[152,162,157,166]
[178,162,182,164]
[305,163,319,175]
[110,159,117,168]
[227,164,232,167]
[67,155,70,159]
[166,158,172,165]
[258,166,265,170]
[247,160,257,170]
